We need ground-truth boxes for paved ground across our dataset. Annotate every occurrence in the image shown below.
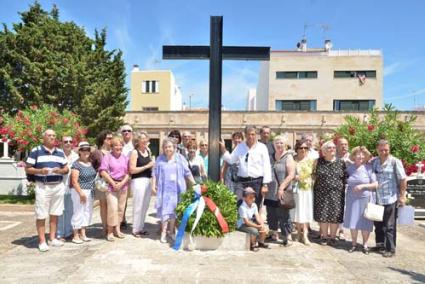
[1,198,425,283]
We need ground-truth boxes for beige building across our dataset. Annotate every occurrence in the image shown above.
[256,40,383,111]
[130,66,182,111]
[124,110,425,156]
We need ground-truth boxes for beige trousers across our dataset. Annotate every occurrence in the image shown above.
[106,190,128,227]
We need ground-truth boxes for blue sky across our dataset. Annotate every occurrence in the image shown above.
[1,0,425,110]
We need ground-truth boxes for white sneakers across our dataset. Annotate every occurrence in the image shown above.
[50,239,64,247]
[38,242,49,252]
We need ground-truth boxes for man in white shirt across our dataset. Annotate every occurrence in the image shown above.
[121,125,134,157]
[120,124,134,229]
[220,125,272,208]
[302,133,319,160]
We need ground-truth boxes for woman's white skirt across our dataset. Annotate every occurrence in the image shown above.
[294,189,313,223]
[71,189,94,229]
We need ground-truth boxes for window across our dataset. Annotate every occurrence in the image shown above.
[142,80,160,93]
[334,70,376,78]
[333,100,375,111]
[142,107,159,111]
[275,100,317,111]
[276,71,317,79]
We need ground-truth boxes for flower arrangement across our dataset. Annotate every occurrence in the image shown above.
[1,105,87,153]
[334,104,425,175]
[175,181,237,238]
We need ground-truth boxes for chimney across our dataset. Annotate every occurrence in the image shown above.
[324,40,333,51]
[132,64,140,72]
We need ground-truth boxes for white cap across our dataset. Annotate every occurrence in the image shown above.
[78,141,91,150]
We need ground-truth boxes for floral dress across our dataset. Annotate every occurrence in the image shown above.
[313,157,347,223]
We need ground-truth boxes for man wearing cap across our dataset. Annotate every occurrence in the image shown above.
[26,129,69,252]
[56,136,79,241]
[120,124,134,229]
[121,125,134,157]
[220,125,272,208]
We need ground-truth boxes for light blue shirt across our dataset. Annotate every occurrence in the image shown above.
[371,156,406,205]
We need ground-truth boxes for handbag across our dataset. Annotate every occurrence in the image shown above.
[272,154,296,209]
[363,195,384,221]
[95,173,109,192]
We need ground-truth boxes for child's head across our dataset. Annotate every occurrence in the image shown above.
[242,187,256,204]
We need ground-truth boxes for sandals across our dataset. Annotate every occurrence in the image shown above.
[250,245,259,252]
[258,242,270,249]
[348,246,357,253]
[362,246,370,255]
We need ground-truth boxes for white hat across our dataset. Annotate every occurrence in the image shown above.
[78,141,91,150]
[121,125,133,132]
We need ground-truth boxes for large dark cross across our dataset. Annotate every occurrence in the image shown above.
[163,16,270,181]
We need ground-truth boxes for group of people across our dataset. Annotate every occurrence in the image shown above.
[25,125,407,258]
[219,126,406,257]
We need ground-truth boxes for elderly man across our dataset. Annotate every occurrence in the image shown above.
[179,131,192,159]
[371,140,407,257]
[259,126,275,155]
[26,129,69,252]
[220,125,272,208]
[301,133,319,160]
[121,124,134,157]
[56,136,78,240]
[336,137,351,164]
[120,124,134,229]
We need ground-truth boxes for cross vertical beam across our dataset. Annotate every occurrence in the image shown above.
[208,16,223,182]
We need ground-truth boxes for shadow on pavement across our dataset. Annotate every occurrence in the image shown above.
[388,267,425,283]
[11,235,38,249]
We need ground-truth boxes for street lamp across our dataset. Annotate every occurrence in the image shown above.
[189,93,195,110]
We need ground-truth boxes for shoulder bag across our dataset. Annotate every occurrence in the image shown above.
[273,154,295,209]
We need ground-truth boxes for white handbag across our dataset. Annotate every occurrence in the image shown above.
[364,195,384,222]
[95,173,109,192]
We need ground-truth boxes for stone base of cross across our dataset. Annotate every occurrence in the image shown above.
[2,139,10,159]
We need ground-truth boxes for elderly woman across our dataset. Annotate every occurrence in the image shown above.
[99,136,130,241]
[313,140,347,246]
[70,142,96,244]
[344,146,378,254]
[187,140,207,184]
[293,139,314,245]
[198,139,209,173]
[129,131,154,237]
[152,138,195,243]
[90,130,113,234]
[264,135,295,246]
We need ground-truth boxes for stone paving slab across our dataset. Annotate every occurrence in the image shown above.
[1,198,425,283]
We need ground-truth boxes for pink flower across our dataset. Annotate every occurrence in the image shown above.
[1,137,8,142]
[411,145,420,153]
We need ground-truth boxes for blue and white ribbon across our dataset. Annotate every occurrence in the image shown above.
[173,185,204,250]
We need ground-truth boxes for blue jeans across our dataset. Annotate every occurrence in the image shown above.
[57,192,73,238]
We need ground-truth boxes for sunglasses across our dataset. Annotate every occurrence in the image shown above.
[63,140,73,144]
[79,148,91,152]
[298,147,308,150]
[245,152,249,163]
[121,130,132,133]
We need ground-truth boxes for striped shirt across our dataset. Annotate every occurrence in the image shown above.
[26,145,67,183]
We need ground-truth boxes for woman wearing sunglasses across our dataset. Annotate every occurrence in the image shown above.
[70,142,97,244]
[293,139,314,245]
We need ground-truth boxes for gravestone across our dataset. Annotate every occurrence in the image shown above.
[407,163,425,218]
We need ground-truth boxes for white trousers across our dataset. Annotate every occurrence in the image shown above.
[131,177,151,234]
[71,189,94,229]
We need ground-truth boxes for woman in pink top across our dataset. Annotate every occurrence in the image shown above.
[99,136,130,241]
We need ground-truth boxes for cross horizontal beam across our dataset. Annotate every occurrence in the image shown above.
[163,45,270,60]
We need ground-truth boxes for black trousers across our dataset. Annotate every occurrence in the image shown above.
[374,202,398,253]
[266,205,292,242]
[235,178,263,209]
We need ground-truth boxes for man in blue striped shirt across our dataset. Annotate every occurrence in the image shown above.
[25,129,69,252]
